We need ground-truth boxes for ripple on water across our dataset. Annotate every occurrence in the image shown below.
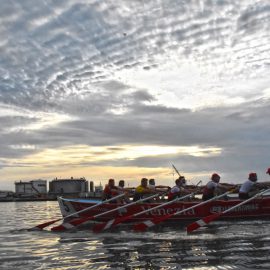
[1,201,270,269]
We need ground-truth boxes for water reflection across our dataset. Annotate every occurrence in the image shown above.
[1,202,270,269]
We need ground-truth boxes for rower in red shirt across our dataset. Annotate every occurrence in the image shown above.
[102,179,119,201]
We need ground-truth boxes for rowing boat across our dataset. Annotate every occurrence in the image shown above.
[57,195,270,223]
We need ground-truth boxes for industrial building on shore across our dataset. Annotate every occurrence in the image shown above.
[0,177,103,201]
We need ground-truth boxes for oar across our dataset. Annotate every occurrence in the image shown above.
[92,180,202,232]
[29,193,126,230]
[133,189,234,232]
[50,192,161,231]
[172,164,181,177]
[92,192,195,233]
[186,188,270,233]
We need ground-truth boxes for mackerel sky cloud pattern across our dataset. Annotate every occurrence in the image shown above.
[0,0,270,189]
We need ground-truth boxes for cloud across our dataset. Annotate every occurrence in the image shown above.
[1,0,270,189]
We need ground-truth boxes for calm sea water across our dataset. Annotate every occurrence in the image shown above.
[0,201,270,270]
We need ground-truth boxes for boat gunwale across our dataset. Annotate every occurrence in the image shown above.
[58,195,270,206]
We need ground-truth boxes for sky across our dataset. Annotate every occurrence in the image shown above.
[1,0,270,191]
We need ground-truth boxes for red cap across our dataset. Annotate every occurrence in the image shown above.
[266,168,270,174]
[211,173,220,182]
[248,173,257,181]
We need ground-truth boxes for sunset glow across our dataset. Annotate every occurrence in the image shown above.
[1,0,270,190]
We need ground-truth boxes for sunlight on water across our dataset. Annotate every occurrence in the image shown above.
[1,201,270,269]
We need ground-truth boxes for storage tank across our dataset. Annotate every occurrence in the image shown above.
[49,177,89,197]
[15,179,47,197]
[90,181,94,192]
[31,180,47,194]
[15,181,33,195]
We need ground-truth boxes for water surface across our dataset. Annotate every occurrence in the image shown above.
[0,201,270,269]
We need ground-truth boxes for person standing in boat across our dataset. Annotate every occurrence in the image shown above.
[133,178,156,201]
[239,172,262,199]
[102,179,119,201]
[202,173,229,201]
[167,176,190,201]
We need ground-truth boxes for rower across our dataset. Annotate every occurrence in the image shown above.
[149,179,170,191]
[167,176,190,201]
[118,180,131,203]
[148,178,170,201]
[118,179,126,191]
[239,172,263,199]
[148,179,156,191]
[202,173,229,201]
[133,178,156,202]
[102,179,119,202]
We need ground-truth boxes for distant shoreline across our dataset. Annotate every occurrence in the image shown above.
[0,195,102,202]
[0,198,57,202]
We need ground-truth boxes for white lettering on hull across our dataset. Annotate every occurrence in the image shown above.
[140,206,195,216]
[211,204,259,213]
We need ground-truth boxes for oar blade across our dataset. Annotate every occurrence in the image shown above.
[133,220,155,232]
[133,213,173,232]
[51,222,73,232]
[92,218,117,233]
[203,212,222,223]
[51,216,94,231]
[186,220,201,233]
[28,218,61,231]
[92,221,111,233]
[186,212,221,233]
[92,214,133,233]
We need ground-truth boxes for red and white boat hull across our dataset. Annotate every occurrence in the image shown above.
[57,196,270,223]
